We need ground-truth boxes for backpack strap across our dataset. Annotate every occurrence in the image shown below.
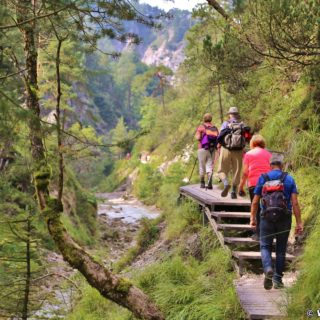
[280,172,288,183]
[262,173,270,182]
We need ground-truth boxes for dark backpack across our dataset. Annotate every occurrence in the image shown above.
[200,125,219,152]
[223,122,246,150]
[261,172,289,222]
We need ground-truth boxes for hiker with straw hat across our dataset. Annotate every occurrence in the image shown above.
[217,106,246,199]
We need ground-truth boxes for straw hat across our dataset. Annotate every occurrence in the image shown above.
[227,106,239,114]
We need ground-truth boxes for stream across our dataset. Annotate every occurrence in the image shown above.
[97,191,159,223]
[33,191,159,319]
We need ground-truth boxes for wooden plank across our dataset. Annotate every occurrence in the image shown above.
[217,223,252,231]
[204,208,228,250]
[180,190,208,207]
[236,276,288,319]
[224,237,259,245]
[232,251,295,261]
[204,208,240,275]
[225,237,276,245]
[212,211,251,219]
[180,184,251,207]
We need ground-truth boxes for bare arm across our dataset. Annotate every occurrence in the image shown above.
[239,163,248,192]
[195,126,203,141]
[291,193,303,234]
[250,195,260,228]
[195,130,201,141]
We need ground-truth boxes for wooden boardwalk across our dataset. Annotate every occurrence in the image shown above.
[180,184,251,207]
[236,276,288,319]
[179,184,296,320]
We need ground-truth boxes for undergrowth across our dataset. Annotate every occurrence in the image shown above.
[287,167,320,319]
[114,217,162,272]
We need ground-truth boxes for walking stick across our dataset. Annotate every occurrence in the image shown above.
[188,156,198,182]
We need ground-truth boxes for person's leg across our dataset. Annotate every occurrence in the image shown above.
[206,150,214,189]
[217,147,231,197]
[256,202,261,238]
[229,151,240,199]
[231,150,243,190]
[197,149,206,188]
[249,186,260,239]
[274,215,292,287]
[260,217,275,289]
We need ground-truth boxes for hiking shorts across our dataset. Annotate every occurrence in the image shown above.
[197,148,214,176]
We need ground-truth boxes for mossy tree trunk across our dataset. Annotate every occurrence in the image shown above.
[16,2,164,319]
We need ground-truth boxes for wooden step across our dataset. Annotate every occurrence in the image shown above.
[224,237,259,245]
[232,251,295,261]
[217,223,252,231]
[225,237,276,245]
[212,211,251,219]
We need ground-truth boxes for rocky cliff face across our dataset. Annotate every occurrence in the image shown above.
[107,5,193,71]
[141,31,186,71]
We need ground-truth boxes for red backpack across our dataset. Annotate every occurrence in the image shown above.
[261,172,289,222]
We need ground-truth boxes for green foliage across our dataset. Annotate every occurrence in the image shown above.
[114,217,161,272]
[99,158,139,192]
[67,283,131,320]
[287,168,320,318]
[135,251,241,320]
[0,178,46,318]
[133,164,163,205]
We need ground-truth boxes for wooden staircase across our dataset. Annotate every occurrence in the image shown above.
[204,206,295,274]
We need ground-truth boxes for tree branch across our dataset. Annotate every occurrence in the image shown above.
[0,68,27,80]
[206,0,230,21]
[0,5,72,30]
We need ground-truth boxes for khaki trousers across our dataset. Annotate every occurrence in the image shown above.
[197,148,214,176]
[217,147,243,186]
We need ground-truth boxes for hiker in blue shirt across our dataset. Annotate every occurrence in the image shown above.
[250,153,303,290]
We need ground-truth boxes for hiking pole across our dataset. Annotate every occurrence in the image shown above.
[188,156,198,183]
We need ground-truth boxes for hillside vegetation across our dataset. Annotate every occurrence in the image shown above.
[0,0,319,319]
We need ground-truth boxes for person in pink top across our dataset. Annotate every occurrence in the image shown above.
[239,135,272,238]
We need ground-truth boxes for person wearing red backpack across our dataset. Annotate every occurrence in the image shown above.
[250,153,303,290]
[195,113,219,189]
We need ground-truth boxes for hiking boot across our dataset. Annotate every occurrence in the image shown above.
[273,279,284,289]
[231,191,237,199]
[264,269,274,290]
[200,179,205,189]
[221,185,230,197]
[207,180,213,190]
